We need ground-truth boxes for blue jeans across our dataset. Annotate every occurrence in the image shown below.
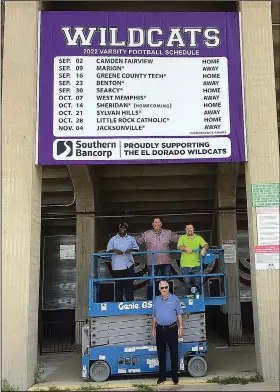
[147,264,170,300]
[181,266,201,295]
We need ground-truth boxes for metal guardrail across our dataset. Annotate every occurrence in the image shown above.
[90,249,226,301]
[230,313,255,345]
[213,312,254,345]
[39,320,87,354]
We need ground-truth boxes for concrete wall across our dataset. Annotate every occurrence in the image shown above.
[240,0,280,380]
[2,1,41,389]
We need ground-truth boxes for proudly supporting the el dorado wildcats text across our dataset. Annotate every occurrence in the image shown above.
[38,11,246,165]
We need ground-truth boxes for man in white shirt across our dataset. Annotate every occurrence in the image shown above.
[107,222,139,302]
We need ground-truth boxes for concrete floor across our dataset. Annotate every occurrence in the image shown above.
[175,381,280,391]
[31,342,260,390]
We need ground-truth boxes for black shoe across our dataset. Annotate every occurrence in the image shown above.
[173,379,179,385]
[157,379,166,384]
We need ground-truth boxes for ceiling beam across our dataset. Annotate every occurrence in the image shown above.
[99,176,215,191]
[42,192,75,205]
[42,178,73,192]
[101,200,214,213]
[41,205,76,215]
[101,189,215,202]
[67,165,94,212]
[41,218,76,227]
[95,163,216,178]
[42,166,69,179]
[103,221,214,236]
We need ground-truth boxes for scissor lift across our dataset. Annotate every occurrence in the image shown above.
[82,249,226,382]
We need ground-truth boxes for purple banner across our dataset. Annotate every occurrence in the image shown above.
[37,11,246,165]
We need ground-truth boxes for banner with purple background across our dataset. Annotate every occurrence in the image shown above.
[37,11,246,165]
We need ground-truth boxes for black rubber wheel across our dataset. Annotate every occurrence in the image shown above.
[187,356,207,377]
[89,361,111,382]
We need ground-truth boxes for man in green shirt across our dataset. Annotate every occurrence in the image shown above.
[177,223,209,296]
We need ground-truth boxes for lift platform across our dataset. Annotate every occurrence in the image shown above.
[82,248,226,382]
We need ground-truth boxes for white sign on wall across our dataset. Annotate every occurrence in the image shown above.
[255,246,280,271]
[59,244,76,260]
[222,240,237,264]
[255,207,280,270]
[256,207,279,246]
[53,56,230,138]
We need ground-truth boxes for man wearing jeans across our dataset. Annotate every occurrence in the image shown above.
[107,222,139,302]
[135,217,179,300]
[177,223,209,296]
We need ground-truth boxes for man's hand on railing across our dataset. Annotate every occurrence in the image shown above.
[109,249,123,255]
[125,249,137,254]
[200,248,207,257]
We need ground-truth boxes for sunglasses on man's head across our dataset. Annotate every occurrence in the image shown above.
[160,286,168,290]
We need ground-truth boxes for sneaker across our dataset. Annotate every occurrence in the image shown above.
[173,379,179,385]
[157,379,166,385]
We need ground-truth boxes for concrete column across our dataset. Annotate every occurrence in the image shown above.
[76,215,95,322]
[240,1,280,380]
[2,2,41,390]
[216,163,242,342]
[68,166,95,325]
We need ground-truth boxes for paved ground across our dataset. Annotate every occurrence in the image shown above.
[30,342,263,390]
[29,378,280,391]
[158,380,280,391]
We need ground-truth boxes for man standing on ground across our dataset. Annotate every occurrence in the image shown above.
[177,223,209,296]
[106,222,139,302]
[135,217,179,299]
[152,280,183,385]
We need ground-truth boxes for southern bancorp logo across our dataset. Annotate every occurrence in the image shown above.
[54,140,73,159]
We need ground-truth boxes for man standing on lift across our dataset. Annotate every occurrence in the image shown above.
[107,222,139,302]
[177,223,209,297]
[135,217,179,300]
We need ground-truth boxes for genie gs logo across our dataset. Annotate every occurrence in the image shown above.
[118,301,153,311]
[54,140,73,159]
